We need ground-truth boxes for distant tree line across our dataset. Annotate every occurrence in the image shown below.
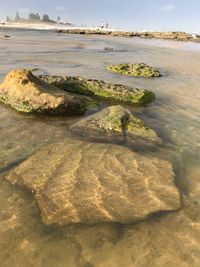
[6,12,56,23]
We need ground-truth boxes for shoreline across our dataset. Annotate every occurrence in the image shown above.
[1,22,200,43]
[0,21,75,30]
[0,21,117,31]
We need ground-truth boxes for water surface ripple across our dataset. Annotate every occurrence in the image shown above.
[1,29,200,267]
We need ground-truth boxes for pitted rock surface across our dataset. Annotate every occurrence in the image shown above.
[0,69,89,114]
[71,105,162,146]
[6,138,181,225]
[40,75,155,106]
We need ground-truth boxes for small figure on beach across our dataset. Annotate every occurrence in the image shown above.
[100,21,109,29]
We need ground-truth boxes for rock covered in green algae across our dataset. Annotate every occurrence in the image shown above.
[0,69,90,115]
[71,105,162,145]
[6,137,181,226]
[107,63,161,78]
[39,75,155,106]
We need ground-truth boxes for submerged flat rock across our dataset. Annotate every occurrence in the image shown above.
[0,69,89,114]
[6,138,181,225]
[40,75,155,106]
[71,105,162,145]
[107,63,161,78]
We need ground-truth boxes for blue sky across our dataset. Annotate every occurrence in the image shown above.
[0,0,199,32]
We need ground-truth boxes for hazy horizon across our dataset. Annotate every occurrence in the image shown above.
[0,0,199,33]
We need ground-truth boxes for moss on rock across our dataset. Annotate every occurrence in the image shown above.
[106,63,161,78]
[40,75,155,106]
[71,105,162,145]
[0,69,90,115]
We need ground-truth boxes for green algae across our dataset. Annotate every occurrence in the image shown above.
[0,69,90,115]
[40,75,155,106]
[0,94,34,113]
[17,101,34,113]
[97,106,150,135]
[106,63,161,78]
[70,105,161,145]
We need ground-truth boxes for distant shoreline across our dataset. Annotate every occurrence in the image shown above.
[1,22,200,43]
[0,21,75,30]
[57,29,200,43]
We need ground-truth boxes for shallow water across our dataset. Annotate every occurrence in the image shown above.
[1,29,200,267]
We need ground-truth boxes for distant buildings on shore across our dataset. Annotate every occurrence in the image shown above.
[5,12,73,25]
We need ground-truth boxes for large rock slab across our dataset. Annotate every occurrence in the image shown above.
[0,69,89,114]
[71,105,162,146]
[6,138,181,225]
[40,75,155,106]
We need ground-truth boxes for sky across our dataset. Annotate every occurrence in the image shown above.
[0,0,199,32]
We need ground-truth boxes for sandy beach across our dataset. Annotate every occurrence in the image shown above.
[1,21,199,45]
[0,21,116,31]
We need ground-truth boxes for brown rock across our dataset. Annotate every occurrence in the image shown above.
[71,105,162,146]
[57,29,194,42]
[6,138,181,225]
[0,69,90,114]
[39,75,155,106]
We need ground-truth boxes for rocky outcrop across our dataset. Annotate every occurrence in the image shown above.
[71,105,161,145]
[107,63,161,78]
[57,29,194,42]
[57,29,112,35]
[40,75,155,106]
[0,69,90,114]
[133,31,193,41]
[6,137,181,226]
[104,47,114,51]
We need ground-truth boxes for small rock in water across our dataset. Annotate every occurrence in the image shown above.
[71,105,162,146]
[107,63,161,78]
[31,67,40,72]
[104,47,114,51]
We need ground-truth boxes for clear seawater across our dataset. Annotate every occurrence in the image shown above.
[1,28,200,267]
